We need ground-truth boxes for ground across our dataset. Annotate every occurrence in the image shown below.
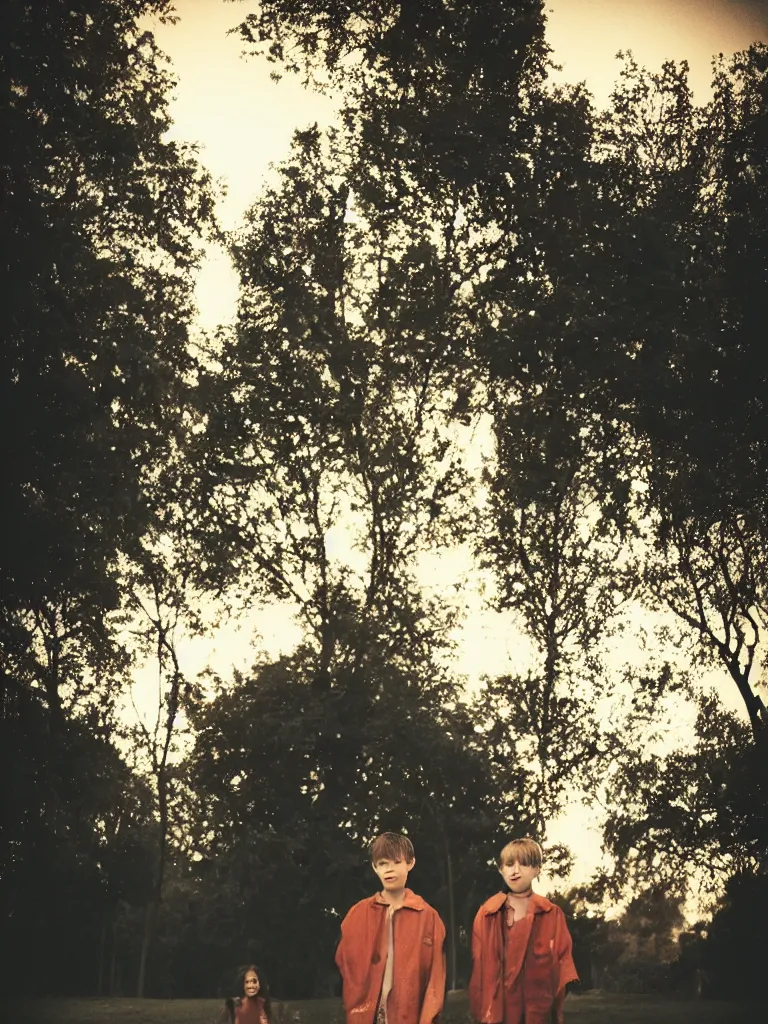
[4,992,766,1024]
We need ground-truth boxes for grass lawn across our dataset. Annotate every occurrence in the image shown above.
[3,991,766,1024]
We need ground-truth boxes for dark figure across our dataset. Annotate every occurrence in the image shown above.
[221,964,272,1024]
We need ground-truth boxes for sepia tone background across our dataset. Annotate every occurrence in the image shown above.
[3,0,768,1018]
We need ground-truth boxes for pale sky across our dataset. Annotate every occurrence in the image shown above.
[131,0,767,894]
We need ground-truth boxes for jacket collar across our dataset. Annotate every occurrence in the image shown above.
[482,891,554,916]
[372,887,425,911]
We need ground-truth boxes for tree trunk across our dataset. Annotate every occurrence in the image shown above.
[728,659,768,740]
[136,897,158,998]
[109,918,119,997]
[97,914,109,995]
[444,837,457,991]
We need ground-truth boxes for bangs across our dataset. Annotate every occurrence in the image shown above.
[499,838,542,868]
[370,832,415,864]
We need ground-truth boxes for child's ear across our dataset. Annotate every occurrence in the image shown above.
[406,857,416,871]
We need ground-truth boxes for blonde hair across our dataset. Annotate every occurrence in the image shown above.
[499,838,543,868]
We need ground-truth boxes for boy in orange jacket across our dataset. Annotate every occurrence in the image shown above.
[336,832,446,1024]
[469,838,578,1024]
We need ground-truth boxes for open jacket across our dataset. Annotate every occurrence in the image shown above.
[468,892,578,1024]
[335,889,446,1024]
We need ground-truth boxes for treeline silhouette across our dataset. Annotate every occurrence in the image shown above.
[2,0,767,1005]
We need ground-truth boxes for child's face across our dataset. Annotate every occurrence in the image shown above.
[499,857,540,894]
[373,856,415,892]
[244,971,260,998]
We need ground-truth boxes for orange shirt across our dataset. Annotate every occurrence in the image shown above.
[235,998,269,1024]
[221,996,269,1024]
[335,889,446,1024]
[502,905,530,1023]
[469,893,578,1024]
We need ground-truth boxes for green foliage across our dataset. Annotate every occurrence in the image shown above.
[187,112,478,693]
[234,1,548,93]
[476,398,641,835]
[599,690,766,897]
[613,888,686,966]
[1,0,215,716]
[553,887,695,996]
[1,0,215,1000]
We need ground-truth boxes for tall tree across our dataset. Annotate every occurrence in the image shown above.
[187,110,477,697]
[218,0,659,866]
[475,389,641,837]
[1,0,215,715]
[1,0,215,999]
[188,0,593,707]
[602,49,768,737]
[469,47,768,735]
[125,534,199,998]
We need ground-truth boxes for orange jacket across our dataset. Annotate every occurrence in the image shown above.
[335,889,446,1024]
[469,892,578,1024]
